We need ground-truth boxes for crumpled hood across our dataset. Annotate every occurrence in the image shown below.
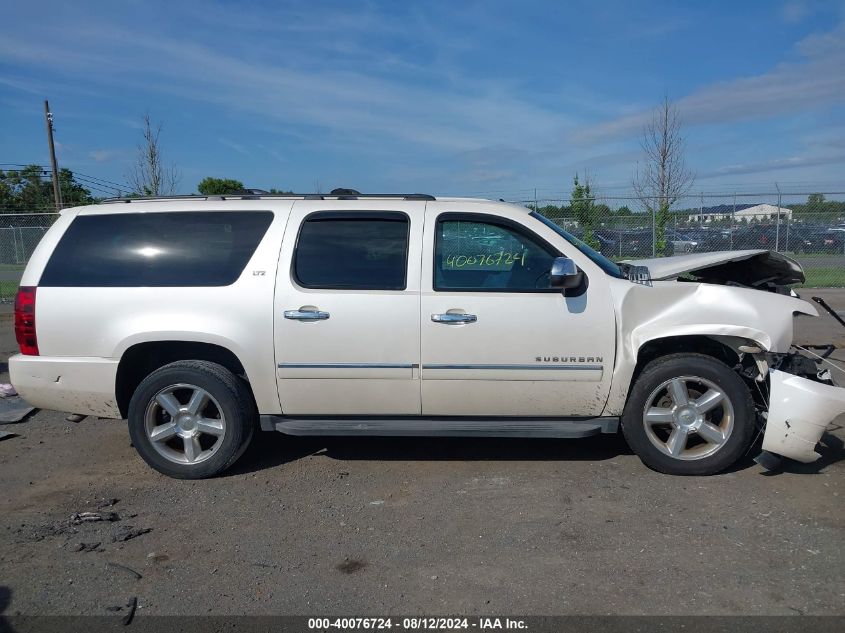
[621,249,805,287]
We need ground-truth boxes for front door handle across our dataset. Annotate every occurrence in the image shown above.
[284,309,330,321]
[431,313,477,324]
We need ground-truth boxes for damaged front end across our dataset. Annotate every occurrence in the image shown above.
[623,249,805,293]
[613,247,844,468]
[748,348,845,465]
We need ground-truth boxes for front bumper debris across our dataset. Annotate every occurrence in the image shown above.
[762,369,845,463]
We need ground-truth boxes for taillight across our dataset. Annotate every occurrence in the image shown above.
[14,286,38,355]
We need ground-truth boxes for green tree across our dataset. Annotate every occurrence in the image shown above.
[538,204,563,218]
[615,205,632,216]
[198,177,245,195]
[0,165,94,212]
[58,168,95,207]
[4,165,52,212]
[0,170,15,210]
[571,174,599,249]
[807,193,825,206]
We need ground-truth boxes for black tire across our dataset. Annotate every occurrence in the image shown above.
[128,360,256,479]
[621,353,755,475]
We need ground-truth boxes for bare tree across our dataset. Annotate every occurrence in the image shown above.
[632,96,695,255]
[127,113,181,196]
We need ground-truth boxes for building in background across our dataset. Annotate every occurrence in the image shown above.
[687,203,793,223]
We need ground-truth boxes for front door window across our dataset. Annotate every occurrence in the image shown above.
[434,218,558,291]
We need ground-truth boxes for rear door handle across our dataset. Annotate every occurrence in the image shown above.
[431,313,477,324]
[284,309,330,321]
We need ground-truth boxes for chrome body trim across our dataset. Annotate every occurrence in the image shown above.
[278,362,419,369]
[422,363,603,371]
[283,309,330,321]
[431,313,478,324]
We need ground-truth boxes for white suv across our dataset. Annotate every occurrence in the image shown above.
[10,191,845,478]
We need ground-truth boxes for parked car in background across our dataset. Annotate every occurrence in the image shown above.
[666,230,698,253]
[788,225,828,253]
[732,225,782,250]
[802,228,845,253]
[693,228,732,252]
[596,228,655,258]
[665,228,731,253]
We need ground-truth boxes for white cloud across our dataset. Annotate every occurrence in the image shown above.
[0,20,569,159]
[218,139,251,157]
[780,1,808,24]
[89,149,122,162]
[3,2,843,193]
[575,22,845,143]
[699,151,845,179]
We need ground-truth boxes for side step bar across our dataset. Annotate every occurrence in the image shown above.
[259,415,619,438]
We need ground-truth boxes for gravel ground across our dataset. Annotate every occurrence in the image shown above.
[0,291,843,617]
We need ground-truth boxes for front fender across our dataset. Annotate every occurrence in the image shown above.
[602,280,817,416]
[623,282,816,356]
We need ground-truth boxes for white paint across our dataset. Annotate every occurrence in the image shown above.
[762,370,845,463]
[9,195,844,469]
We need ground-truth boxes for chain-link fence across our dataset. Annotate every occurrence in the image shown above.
[0,191,842,302]
[0,213,59,302]
[520,192,845,288]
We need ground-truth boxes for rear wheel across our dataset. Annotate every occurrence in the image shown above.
[622,354,755,475]
[128,360,255,479]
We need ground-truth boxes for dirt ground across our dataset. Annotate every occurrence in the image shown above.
[0,291,843,617]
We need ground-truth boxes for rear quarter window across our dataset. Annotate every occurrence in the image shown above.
[39,211,274,287]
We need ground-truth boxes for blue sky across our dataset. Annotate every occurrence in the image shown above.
[1,0,844,200]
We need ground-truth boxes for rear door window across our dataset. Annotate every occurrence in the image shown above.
[293,212,409,290]
[39,211,273,287]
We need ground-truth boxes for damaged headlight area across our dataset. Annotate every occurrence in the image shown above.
[744,348,845,466]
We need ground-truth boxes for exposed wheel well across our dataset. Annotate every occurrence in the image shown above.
[631,335,741,392]
[116,341,248,418]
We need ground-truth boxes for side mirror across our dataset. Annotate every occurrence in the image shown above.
[549,256,584,290]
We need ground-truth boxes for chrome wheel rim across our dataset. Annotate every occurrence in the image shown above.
[144,383,226,465]
[642,375,734,461]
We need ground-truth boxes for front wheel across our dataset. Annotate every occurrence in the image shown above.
[621,353,755,475]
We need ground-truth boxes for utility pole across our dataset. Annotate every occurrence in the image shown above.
[44,100,62,211]
[775,182,781,252]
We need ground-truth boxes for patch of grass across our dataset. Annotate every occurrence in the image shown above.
[785,251,845,260]
[0,282,18,302]
[797,267,845,288]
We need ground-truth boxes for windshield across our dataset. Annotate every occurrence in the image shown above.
[530,212,624,279]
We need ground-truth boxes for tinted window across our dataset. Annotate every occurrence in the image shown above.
[531,212,623,278]
[40,211,273,287]
[294,212,409,290]
[435,218,558,291]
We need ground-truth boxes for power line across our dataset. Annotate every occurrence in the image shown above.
[0,167,129,196]
[0,163,131,192]
[73,171,131,191]
[72,175,125,195]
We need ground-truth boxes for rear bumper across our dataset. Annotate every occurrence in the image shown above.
[9,354,121,418]
[762,369,845,463]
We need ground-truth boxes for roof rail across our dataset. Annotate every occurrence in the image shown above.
[100,191,436,204]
